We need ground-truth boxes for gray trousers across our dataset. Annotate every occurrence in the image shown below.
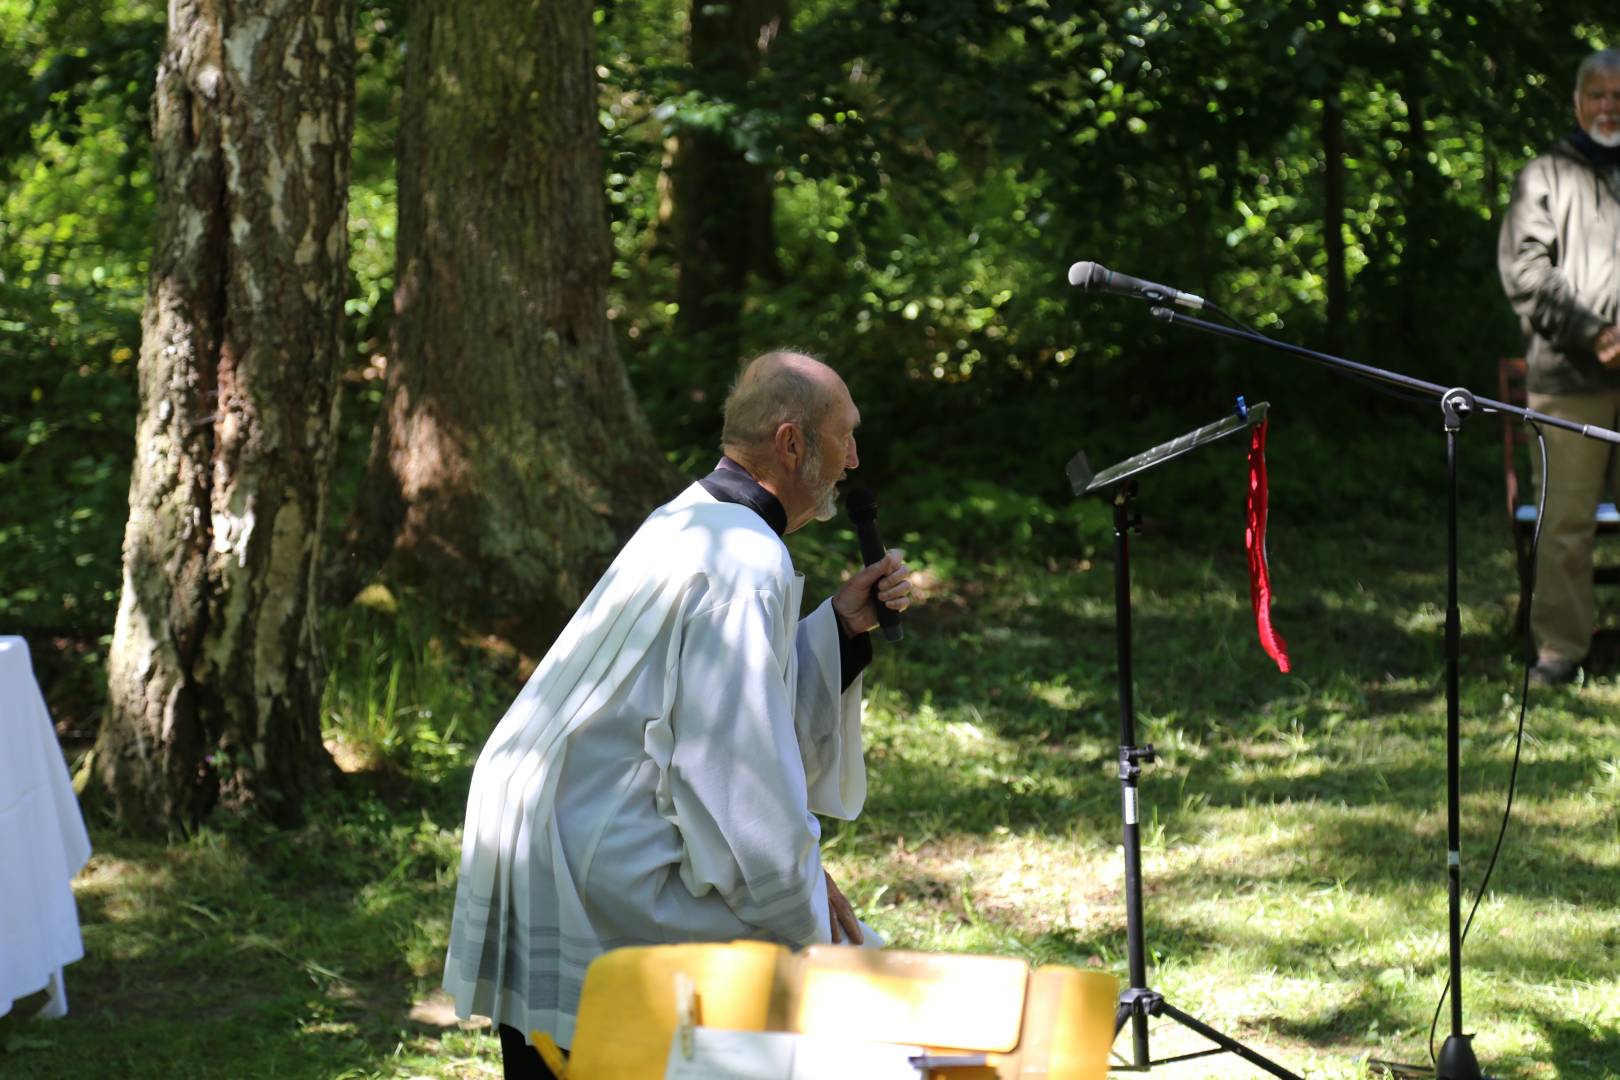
[1527,389,1620,662]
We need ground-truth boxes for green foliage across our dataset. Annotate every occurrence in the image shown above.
[597,0,1613,563]
[0,1,159,178]
[0,276,136,639]
[4,3,1619,1073]
[326,2,408,555]
[3,0,1618,761]
[346,0,404,349]
[0,1,159,722]
[0,0,404,704]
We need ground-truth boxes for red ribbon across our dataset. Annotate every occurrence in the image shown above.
[1246,417,1291,673]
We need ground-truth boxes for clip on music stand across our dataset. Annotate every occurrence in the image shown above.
[1069,400,1301,1079]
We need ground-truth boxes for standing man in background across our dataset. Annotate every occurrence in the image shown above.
[441,350,912,1079]
[1499,47,1620,685]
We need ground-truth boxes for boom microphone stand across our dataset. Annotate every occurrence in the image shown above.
[1069,403,1301,1078]
[1140,306,1620,1080]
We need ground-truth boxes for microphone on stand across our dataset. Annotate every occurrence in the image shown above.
[1068,261,1206,311]
[845,487,903,642]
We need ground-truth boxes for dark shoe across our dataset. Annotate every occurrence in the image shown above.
[1529,658,1581,686]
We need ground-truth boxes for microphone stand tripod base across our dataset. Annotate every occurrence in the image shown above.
[1437,1034,1484,1080]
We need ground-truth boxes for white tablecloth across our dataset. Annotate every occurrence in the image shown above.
[0,636,91,1018]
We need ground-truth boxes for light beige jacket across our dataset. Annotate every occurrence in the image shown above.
[1498,136,1620,394]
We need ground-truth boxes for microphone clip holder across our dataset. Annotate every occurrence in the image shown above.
[1442,388,1476,432]
[1118,743,1156,782]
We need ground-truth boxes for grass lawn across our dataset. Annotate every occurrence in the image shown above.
[4,487,1619,1078]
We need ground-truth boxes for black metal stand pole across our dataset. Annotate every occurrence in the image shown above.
[1148,305,1527,1080]
[1112,486,1152,1067]
[1107,482,1302,1080]
[1439,391,1482,1080]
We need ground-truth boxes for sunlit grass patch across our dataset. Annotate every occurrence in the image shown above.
[11,498,1620,1078]
[320,596,509,779]
[824,503,1620,1076]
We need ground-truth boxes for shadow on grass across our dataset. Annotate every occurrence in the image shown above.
[1531,1014,1620,1079]
[0,771,489,1079]
[887,588,1494,749]
[879,494,1546,744]
[861,737,1619,905]
[12,501,1614,1078]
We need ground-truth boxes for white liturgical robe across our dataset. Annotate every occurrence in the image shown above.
[442,480,868,1045]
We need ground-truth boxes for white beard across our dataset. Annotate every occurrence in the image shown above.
[801,455,841,522]
[813,487,839,522]
[1590,125,1620,148]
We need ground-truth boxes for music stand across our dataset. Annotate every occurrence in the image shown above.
[1070,401,1302,1079]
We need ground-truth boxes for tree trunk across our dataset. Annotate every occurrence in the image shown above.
[670,0,788,371]
[348,0,674,651]
[97,0,353,831]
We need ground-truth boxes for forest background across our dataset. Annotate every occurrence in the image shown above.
[3,0,1620,1077]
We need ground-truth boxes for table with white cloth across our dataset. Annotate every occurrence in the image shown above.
[0,635,92,1019]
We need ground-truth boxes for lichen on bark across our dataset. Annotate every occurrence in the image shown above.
[96,0,354,833]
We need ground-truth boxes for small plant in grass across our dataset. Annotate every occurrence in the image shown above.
[320,586,509,780]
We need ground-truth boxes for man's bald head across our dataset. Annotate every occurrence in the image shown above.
[720,350,845,456]
[721,349,861,532]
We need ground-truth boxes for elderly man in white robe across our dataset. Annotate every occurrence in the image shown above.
[442,350,912,1078]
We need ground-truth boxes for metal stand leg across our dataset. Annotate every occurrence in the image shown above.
[1106,485,1302,1080]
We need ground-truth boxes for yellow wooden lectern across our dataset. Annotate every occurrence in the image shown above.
[538,941,1117,1079]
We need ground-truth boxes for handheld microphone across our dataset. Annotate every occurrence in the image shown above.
[1067,261,1206,311]
[844,487,903,642]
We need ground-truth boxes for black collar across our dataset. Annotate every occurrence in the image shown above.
[698,457,788,537]
[1569,129,1620,169]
